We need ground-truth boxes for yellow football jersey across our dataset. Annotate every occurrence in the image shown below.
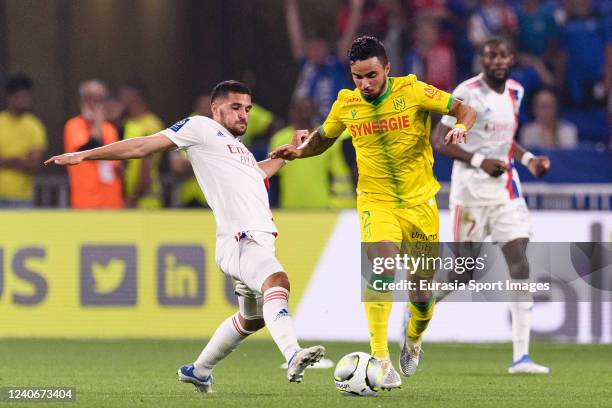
[320,74,453,208]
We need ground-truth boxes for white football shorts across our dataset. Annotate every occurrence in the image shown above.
[216,231,284,319]
[450,198,531,243]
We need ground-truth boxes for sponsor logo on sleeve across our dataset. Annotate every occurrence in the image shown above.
[169,118,191,132]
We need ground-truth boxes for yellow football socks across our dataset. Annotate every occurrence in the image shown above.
[407,297,435,343]
[364,274,394,359]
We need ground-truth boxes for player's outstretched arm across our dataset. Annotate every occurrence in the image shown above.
[444,99,477,144]
[258,158,286,178]
[432,123,506,178]
[513,142,550,177]
[44,134,176,166]
[269,128,336,161]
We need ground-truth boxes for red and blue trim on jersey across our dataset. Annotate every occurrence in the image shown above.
[505,86,521,200]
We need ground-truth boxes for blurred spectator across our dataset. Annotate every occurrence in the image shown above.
[468,0,518,69]
[556,0,609,107]
[168,91,209,208]
[515,0,559,60]
[192,92,212,119]
[404,0,448,20]
[0,75,47,208]
[105,92,144,142]
[403,17,456,90]
[64,80,123,209]
[337,0,389,40]
[270,98,354,208]
[286,0,358,123]
[520,89,578,149]
[510,47,556,124]
[240,70,277,152]
[118,81,163,208]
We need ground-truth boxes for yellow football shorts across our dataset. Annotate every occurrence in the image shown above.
[358,196,439,278]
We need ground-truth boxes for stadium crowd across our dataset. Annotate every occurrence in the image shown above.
[0,0,609,209]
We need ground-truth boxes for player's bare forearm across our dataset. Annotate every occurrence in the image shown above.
[268,128,336,161]
[432,123,472,163]
[299,129,336,157]
[512,142,528,162]
[448,99,476,130]
[258,158,286,178]
[45,134,176,166]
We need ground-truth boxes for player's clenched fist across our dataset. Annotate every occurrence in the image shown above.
[269,144,303,161]
[44,152,84,166]
[527,156,550,177]
[480,158,506,178]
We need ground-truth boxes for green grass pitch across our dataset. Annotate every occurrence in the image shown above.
[1,339,611,407]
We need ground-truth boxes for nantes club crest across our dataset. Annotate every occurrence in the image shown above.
[393,96,406,112]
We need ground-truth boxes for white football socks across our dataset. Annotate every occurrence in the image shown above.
[262,287,300,363]
[510,296,533,362]
[193,312,253,378]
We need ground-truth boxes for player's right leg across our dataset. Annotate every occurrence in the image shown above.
[500,237,549,374]
[493,199,549,374]
[359,204,403,389]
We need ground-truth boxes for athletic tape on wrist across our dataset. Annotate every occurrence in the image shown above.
[470,153,485,168]
[521,152,535,166]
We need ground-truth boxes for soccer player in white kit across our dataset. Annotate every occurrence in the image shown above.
[45,80,325,392]
[434,37,551,374]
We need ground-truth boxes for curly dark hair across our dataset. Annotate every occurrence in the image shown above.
[348,36,388,66]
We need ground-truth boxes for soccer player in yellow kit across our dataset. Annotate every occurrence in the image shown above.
[271,36,476,388]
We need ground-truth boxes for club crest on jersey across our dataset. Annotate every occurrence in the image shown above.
[351,109,358,118]
[170,118,190,132]
[393,96,406,111]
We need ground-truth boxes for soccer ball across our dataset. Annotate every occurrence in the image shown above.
[333,352,384,396]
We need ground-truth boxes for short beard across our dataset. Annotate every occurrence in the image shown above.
[362,84,385,102]
[485,71,509,87]
[228,125,247,136]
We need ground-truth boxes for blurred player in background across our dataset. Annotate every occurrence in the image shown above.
[434,37,551,374]
[46,80,325,392]
[270,36,476,388]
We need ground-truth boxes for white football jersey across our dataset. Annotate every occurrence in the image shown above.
[161,116,277,238]
[441,73,524,206]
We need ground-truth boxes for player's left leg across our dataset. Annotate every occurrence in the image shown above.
[179,290,266,393]
[399,198,439,377]
[494,199,549,374]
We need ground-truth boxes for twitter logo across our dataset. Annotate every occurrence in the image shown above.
[81,246,137,306]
